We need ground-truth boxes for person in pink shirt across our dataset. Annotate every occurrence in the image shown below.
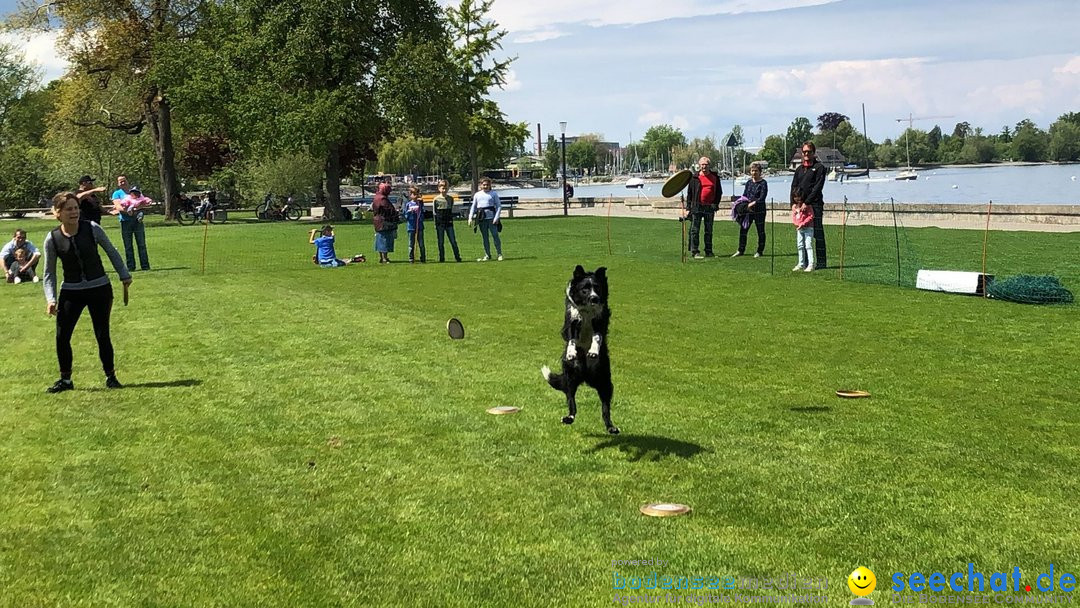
[111,184,153,271]
[791,193,815,272]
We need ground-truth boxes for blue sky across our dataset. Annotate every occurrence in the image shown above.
[4,0,1079,150]
[472,0,1080,149]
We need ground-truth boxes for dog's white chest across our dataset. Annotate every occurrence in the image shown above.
[569,305,599,348]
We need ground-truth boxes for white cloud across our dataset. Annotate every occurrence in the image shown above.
[636,110,689,131]
[1053,56,1080,75]
[755,58,933,114]
[512,29,567,44]
[500,69,522,91]
[443,0,839,32]
[966,80,1045,113]
[1,31,68,82]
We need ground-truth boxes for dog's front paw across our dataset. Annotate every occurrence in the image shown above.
[565,345,576,360]
[606,425,620,435]
[562,415,575,425]
[587,349,599,358]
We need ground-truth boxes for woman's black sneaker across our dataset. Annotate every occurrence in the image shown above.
[46,379,74,393]
[105,376,123,389]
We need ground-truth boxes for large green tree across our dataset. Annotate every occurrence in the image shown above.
[173,0,446,219]
[1049,115,1080,161]
[566,134,606,175]
[10,0,204,218]
[816,112,849,133]
[445,0,524,191]
[757,134,787,169]
[638,125,686,171]
[543,134,560,179]
[0,42,51,209]
[1011,119,1049,162]
[786,117,814,150]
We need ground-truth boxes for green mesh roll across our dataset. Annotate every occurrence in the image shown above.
[987,274,1074,305]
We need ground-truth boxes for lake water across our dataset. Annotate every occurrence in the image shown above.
[497,163,1080,205]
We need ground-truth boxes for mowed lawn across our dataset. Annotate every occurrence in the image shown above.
[2,215,1078,607]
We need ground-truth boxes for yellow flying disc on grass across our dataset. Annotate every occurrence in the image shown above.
[836,389,871,399]
[486,406,520,415]
[640,503,692,517]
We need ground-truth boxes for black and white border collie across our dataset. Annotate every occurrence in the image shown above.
[541,265,619,434]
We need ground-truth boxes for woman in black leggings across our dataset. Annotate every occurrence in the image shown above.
[42,192,132,393]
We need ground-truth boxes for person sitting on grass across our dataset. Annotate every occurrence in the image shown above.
[310,225,364,267]
[8,247,39,283]
[2,229,40,283]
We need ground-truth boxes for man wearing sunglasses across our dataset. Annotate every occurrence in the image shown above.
[791,142,827,268]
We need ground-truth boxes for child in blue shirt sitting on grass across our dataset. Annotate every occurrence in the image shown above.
[309,225,364,267]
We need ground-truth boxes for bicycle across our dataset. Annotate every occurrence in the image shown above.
[178,198,228,225]
[256,195,301,221]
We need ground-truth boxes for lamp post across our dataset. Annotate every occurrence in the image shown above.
[559,121,568,217]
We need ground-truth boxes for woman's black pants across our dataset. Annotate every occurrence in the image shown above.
[56,284,114,376]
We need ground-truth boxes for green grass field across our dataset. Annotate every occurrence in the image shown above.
[2,215,1078,607]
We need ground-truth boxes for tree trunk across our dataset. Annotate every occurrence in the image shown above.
[145,88,181,219]
[469,140,479,193]
[323,143,344,221]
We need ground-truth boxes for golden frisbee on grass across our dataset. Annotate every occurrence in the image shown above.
[486,406,520,415]
[640,503,692,517]
[836,389,871,398]
[447,318,465,340]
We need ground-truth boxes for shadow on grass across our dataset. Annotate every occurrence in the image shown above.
[789,406,832,413]
[124,379,203,388]
[584,433,706,462]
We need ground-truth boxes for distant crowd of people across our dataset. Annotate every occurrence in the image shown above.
[313,177,507,267]
[681,140,828,271]
[14,152,831,395]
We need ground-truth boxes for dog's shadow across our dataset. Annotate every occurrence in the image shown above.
[584,433,707,462]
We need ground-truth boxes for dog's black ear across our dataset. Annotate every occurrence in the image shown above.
[595,267,607,282]
[573,265,586,279]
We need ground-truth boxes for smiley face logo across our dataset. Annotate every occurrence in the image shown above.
[848,566,877,597]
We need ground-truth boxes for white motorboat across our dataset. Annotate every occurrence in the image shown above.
[625,177,645,188]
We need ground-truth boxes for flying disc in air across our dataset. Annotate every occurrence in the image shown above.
[662,170,692,198]
[447,318,465,339]
[640,503,692,517]
[486,406,520,415]
[836,389,871,399]
[123,282,129,306]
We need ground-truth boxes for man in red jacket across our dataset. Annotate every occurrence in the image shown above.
[682,156,722,259]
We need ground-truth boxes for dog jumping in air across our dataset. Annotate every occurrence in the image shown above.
[541,265,619,434]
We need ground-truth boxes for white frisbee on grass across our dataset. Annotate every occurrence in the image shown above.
[486,406,520,415]
[640,503,692,517]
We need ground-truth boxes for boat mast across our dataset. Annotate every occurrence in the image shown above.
[861,103,870,175]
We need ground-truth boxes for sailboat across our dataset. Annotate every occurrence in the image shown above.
[835,104,874,183]
[896,130,917,180]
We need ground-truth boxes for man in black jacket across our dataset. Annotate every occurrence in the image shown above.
[790,142,827,268]
[682,156,722,258]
